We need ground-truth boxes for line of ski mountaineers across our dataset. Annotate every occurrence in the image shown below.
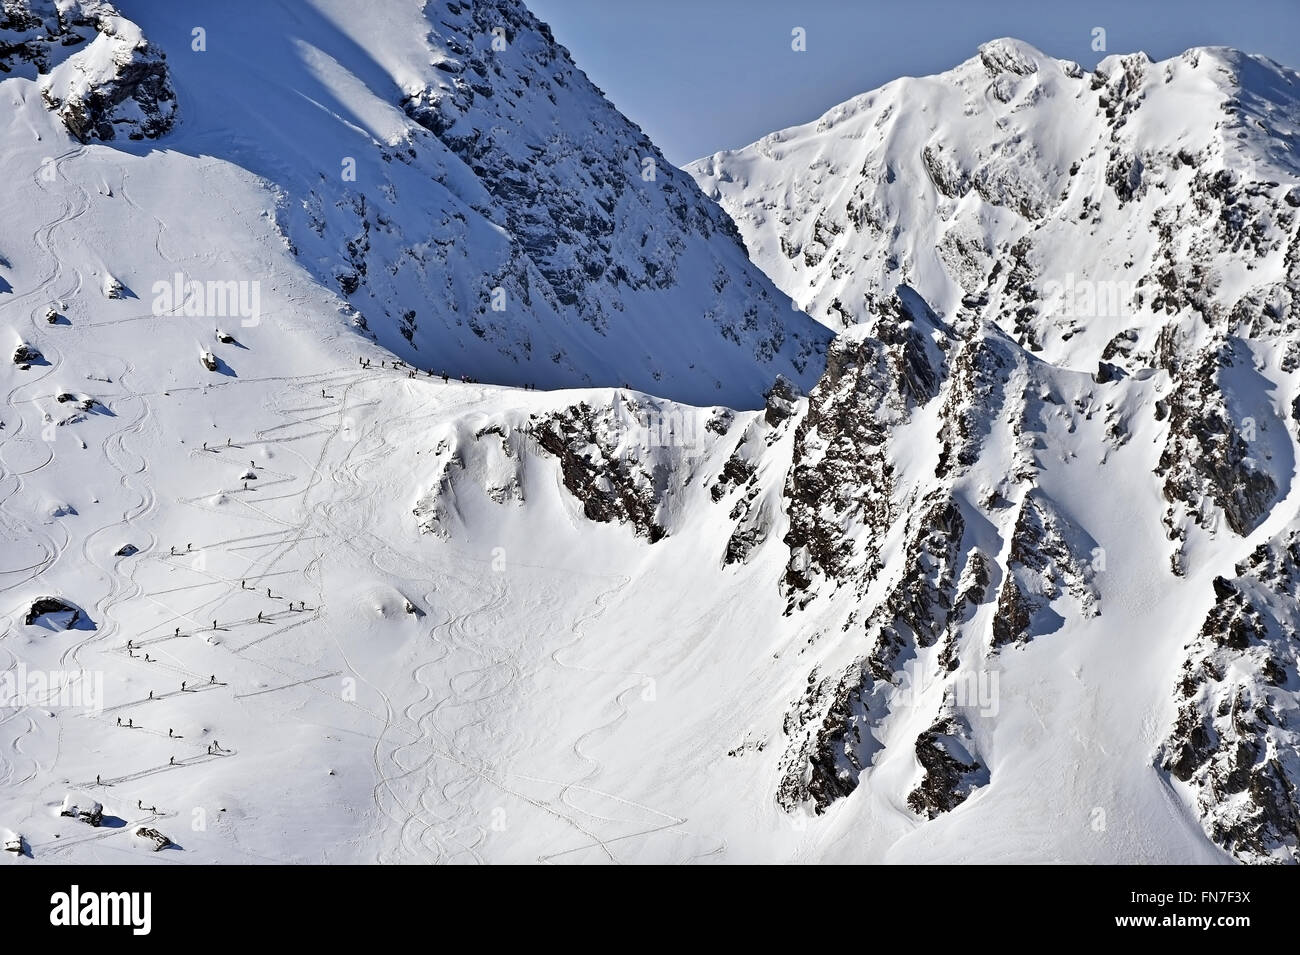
[354,355,541,390]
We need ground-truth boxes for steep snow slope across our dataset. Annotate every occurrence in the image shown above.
[0,0,834,863]
[7,0,828,407]
[140,0,830,406]
[3,11,1298,865]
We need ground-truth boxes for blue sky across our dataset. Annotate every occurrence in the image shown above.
[527,0,1300,165]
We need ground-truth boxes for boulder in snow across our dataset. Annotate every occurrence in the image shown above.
[24,596,82,629]
[134,827,172,851]
[59,792,102,827]
[13,342,41,364]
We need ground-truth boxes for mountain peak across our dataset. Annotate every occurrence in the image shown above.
[975,37,1052,76]
[1,0,830,407]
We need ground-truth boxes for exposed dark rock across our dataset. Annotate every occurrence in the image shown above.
[781,293,948,610]
[991,492,1099,648]
[24,596,81,628]
[866,492,967,678]
[532,401,667,542]
[1094,360,1123,383]
[59,792,102,827]
[776,662,876,813]
[1160,526,1300,863]
[135,826,172,851]
[907,714,988,818]
[763,375,799,427]
[2,1,178,142]
[1157,339,1278,546]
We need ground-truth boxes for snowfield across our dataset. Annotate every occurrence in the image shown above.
[1,4,1297,864]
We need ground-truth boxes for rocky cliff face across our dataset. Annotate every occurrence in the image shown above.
[1162,526,1300,863]
[228,0,831,405]
[687,39,1300,860]
[1,0,176,141]
[495,265,1293,863]
[2,0,828,406]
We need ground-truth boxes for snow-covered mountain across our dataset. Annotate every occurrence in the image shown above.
[4,0,828,407]
[2,4,1298,864]
[688,38,1300,862]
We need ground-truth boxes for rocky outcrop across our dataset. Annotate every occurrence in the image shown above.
[530,397,679,542]
[776,489,992,814]
[777,661,877,812]
[12,342,41,365]
[1160,527,1300,863]
[936,331,1016,478]
[1156,338,1280,573]
[991,492,1100,648]
[24,596,82,628]
[866,492,968,676]
[779,335,898,608]
[1,1,177,142]
[780,295,948,610]
[713,386,796,567]
[413,421,525,537]
[907,711,988,818]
